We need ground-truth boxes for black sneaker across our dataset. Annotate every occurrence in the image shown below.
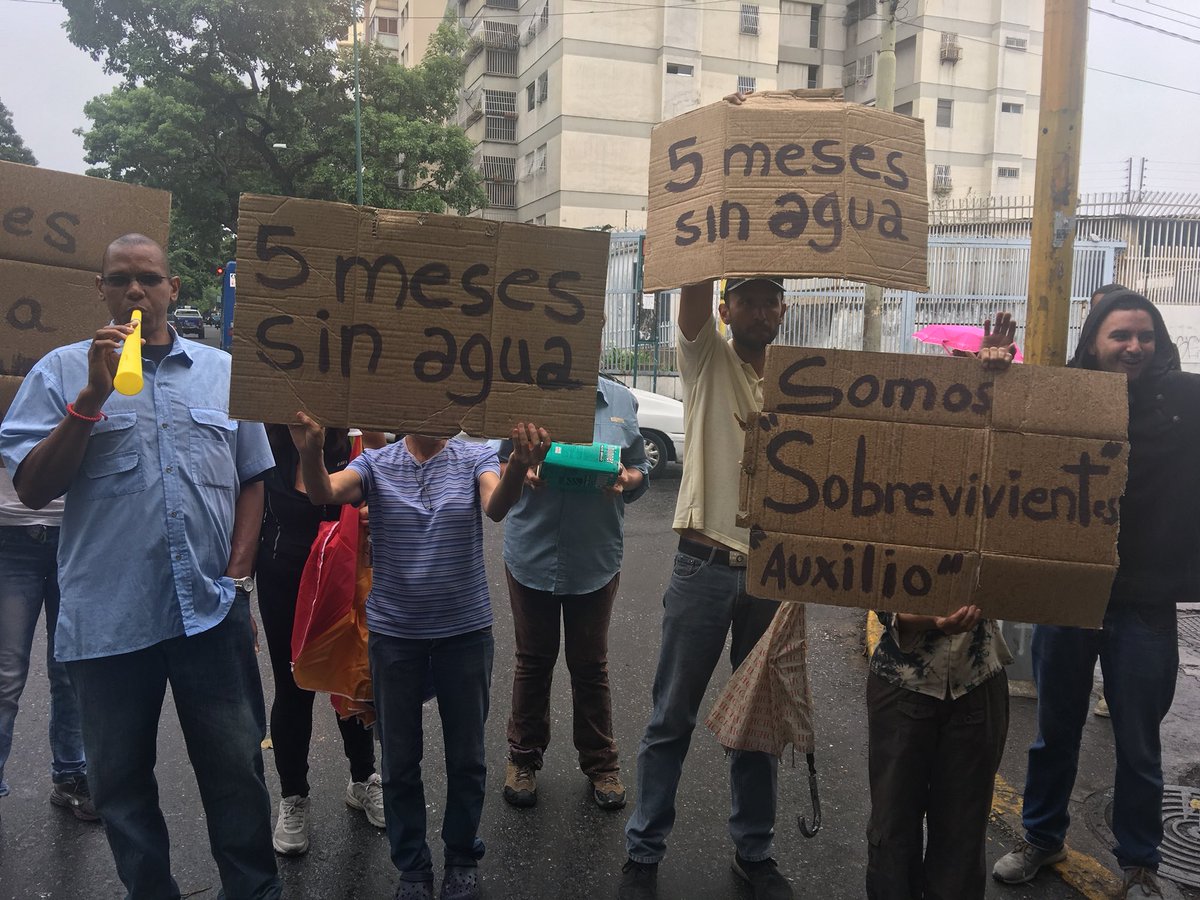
[618,858,658,900]
[50,775,100,822]
[732,855,793,900]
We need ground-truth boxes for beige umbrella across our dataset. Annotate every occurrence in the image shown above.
[705,601,821,835]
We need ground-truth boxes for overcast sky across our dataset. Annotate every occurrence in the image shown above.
[1,0,1198,193]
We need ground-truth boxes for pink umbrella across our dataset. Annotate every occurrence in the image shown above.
[913,324,1024,363]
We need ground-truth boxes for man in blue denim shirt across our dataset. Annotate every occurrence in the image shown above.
[497,378,649,812]
[0,234,280,900]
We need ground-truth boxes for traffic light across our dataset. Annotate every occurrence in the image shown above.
[215,265,225,277]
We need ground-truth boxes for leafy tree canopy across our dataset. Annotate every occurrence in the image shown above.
[66,0,484,306]
[0,99,37,165]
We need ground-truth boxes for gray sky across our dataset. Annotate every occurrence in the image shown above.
[1,0,1198,191]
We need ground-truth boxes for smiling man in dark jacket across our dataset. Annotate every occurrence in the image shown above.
[993,289,1195,899]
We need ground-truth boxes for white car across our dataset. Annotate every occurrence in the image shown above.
[626,384,685,479]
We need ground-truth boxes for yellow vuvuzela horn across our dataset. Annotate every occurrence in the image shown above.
[113,309,143,396]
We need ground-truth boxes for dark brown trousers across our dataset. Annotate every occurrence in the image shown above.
[505,567,620,778]
[866,670,1009,900]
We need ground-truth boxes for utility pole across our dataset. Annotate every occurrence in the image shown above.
[352,1,365,206]
[861,0,898,352]
[1024,0,1088,366]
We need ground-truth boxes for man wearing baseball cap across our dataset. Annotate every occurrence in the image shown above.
[620,276,794,900]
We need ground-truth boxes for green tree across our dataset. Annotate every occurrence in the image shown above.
[65,0,484,304]
[0,99,37,165]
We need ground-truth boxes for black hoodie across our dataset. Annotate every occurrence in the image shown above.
[1070,289,1200,603]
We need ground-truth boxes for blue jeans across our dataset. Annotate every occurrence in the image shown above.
[625,552,781,864]
[1022,600,1178,869]
[0,524,85,795]
[66,594,280,900]
[370,627,494,880]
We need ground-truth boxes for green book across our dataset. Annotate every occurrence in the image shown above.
[537,441,621,492]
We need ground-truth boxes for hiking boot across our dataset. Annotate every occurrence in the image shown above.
[393,877,434,900]
[591,772,627,810]
[502,760,537,808]
[1123,867,1165,898]
[732,855,793,900]
[617,859,658,900]
[346,773,385,828]
[273,794,311,856]
[49,775,100,822]
[440,865,481,900]
[992,840,1067,884]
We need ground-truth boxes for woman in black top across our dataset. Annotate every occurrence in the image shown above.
[257,425,380,856]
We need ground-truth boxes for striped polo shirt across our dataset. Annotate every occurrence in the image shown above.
[348,438,500,639]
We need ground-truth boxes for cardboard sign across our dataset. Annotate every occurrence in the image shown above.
[0,160,172,272]
[0,260,110,376]
[645,90,928,293]
[739,349,1129,627]
[231,194,609,440]
[0,162,172,422]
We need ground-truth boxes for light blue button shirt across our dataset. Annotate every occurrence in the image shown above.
[501,378,650,595]
[0,335,274,661]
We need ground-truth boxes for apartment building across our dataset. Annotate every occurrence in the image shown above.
[388,0,1044,225]
[354,0,445,69]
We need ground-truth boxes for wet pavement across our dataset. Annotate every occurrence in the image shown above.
[1,462,1197,899]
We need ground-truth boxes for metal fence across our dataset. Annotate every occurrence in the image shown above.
[601,233,1122,383]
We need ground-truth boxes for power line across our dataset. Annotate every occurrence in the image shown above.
[1091,6,1200,44]
[1088,66,1200,96]
[1117,0,1200,26]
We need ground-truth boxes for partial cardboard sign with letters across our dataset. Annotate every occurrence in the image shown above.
[739,348,1128,627]
[645,90,928,293]
[0,161,171,418]
[230,194,609,440]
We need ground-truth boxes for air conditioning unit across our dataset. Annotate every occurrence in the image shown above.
[940,43,961,62]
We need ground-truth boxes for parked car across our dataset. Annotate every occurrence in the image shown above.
[600,376,685,479]
[174,307,205,339]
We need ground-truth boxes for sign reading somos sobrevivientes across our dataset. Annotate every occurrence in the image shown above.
[738,348,1130,628]
[644,90,928,293]
[230,194,610,441]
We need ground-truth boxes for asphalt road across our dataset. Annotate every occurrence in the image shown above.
[1,332,1195,899]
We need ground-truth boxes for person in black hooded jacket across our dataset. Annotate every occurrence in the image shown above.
[993,289,1195,899]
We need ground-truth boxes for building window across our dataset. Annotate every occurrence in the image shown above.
[537,71,549,103]
[933,164,952,192]
[1005,36,1028,51]
[740,4,760,35]
[535,143,547,173]
[526,82,536,111]
[480,155,516,183]
[539,1,550,31]
[400,44,409,66]
[809,4,821,48]
[400,3,408,25]
[858,54,873,79]
[486,48,518,76]
[807,64,819,89]
[484,90,517,142]
[998,166,1020,178]
[1001,101,1024,113]
[667,62,695,76]
[377,16,398,35]
[842,62,857,86]
[936,98,953,127]
[534,214,547,226]
[738,75,757,94]
[486,181,516,209]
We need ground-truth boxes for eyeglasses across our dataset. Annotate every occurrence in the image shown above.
[100,273,168,289]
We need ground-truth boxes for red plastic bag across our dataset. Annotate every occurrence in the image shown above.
[291,447,375,726]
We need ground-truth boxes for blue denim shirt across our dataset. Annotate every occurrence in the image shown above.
[0,335,274,661]
[501,379,650,595]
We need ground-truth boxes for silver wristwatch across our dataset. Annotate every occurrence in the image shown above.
[231,576,255,595]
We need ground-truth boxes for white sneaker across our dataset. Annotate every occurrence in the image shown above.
[346,773,385,828]
[273,794,311,855]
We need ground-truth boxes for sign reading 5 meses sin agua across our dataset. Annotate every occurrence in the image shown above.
[231,194,610,441]
[739,348,1129,628]
[644,90,928,293]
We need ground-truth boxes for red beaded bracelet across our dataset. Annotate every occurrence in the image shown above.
[66,402,108,423]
